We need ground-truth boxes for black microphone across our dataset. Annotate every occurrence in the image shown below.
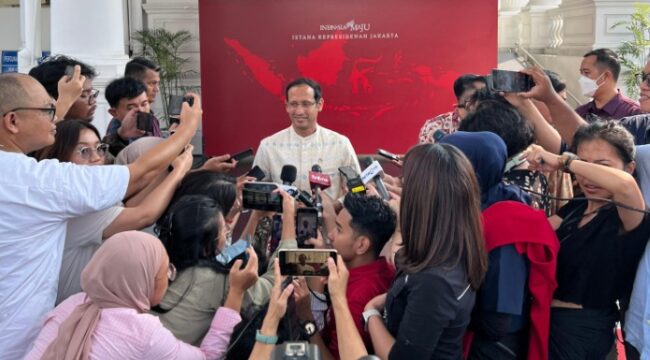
[280,165,297,186]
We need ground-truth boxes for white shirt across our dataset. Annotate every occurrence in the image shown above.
[56,206,125,305]
[0,151,130,360]
[253,125,360,198]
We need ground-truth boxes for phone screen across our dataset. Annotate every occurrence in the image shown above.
[168,95,184,116]
[242,182,282,212]
[296,208,318,248]
[279,249,337,277]
[215,240,249,268]
[491,69,533,93]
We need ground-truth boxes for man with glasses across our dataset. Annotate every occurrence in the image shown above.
[252,78,360,198]
[418,74,487,143]
[28,55,99,122]
[0,72,203,360]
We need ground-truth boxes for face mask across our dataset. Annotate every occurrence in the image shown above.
[578,73,604,97]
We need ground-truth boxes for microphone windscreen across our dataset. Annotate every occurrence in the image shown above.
[311,164,322,173]
[280,165,297,184]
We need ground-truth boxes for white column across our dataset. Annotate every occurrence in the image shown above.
[50,0,130,137]
[499,0,530,49]
[520,0,561,50]
[17,0,42,73]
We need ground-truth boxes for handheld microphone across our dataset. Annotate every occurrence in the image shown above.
[360,158,390,200]
[280,165,299,196]
[308,165,332,192]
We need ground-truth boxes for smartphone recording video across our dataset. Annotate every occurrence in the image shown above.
[491,69,534,93]
[296,208,318,248]
[168,95,195,116]
[242,182,283,212]
[279,249,337,277]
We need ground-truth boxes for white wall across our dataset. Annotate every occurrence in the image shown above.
[0,6,50,57]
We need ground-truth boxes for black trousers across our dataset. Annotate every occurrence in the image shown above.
[548,307,618,360]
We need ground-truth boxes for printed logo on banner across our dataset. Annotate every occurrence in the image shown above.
[2,51,18,73]
[320,20,371,33]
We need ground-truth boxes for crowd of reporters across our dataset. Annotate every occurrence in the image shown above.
[3,47,650,360]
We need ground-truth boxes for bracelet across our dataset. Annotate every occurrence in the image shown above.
[255,329,278,345]
[561,152,579,173]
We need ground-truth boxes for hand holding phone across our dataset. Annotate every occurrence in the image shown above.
[296,208,318,248]
[136,112,154,132]
[228,148,254,163]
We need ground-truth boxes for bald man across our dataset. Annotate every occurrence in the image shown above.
[0,73,203,359]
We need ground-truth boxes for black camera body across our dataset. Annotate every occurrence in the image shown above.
[271,342,321,360]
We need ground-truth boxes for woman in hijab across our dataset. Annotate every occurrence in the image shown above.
[439,131,529,209]
[441,132,559,360]
[25,231,258,360]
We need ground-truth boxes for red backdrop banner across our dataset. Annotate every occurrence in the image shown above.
[198,0,498,155]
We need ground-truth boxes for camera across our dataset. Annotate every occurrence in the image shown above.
[272,342,321,360]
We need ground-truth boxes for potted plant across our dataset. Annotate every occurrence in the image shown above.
[132,28,197,127]
[611,4,650,99]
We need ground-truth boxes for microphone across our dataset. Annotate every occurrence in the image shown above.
[280,165,299,196]
[308,164,332,192]
[280,165,297,185]
[360,158,390,200]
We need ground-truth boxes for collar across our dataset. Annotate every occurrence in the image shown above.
[599,92,623,115]
[349,258,392,279]
[289,124,320,140]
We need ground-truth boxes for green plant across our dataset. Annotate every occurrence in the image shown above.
[611,4,650,99]
[132,28,197,127]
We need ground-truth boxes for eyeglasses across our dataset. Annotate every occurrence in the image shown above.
[167,262,177,282]
[4,106,56,122]
[75,143,110,159]
[636,73,650,87]
[80,89,100,104]
[286,101,318,110]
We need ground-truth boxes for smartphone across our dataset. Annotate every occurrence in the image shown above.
[242,182,282,212]
[377,149,400,162]
[215,240,249,269]
[136,112,154,132]
[229,148,254,162]
[279,249,337,277]
[64,65,74,79]
[269,214,283,254]
[491,69,534,93]
[247,165,266,181]
[168,95,195,116]
[296,207,318,248]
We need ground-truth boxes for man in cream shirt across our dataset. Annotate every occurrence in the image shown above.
[253,78,360,199]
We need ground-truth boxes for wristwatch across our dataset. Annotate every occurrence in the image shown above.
[362,308,382,331]
[560,152,579,173]
[303,320,318,337]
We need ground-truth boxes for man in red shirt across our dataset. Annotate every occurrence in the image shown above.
[296,193,397,359]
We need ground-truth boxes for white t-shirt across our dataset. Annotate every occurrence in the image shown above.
[0,151,130,360]
[56,206,125,305]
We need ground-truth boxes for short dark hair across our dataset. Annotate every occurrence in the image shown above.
[28,55,97,99]
[157,195,224,272]
[104,77,147,108]
[453,74,487,100]
[285,78,322,102]
[584,48,621,81]
[168,170,237,215]
[545,70,567,93]
[572,121,636,164]
[124,57,161,80]
[37,119,101,162]
[343,194,396,258]
[459,98,534,158]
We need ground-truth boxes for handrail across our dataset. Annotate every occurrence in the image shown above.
[512,43,582,107]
